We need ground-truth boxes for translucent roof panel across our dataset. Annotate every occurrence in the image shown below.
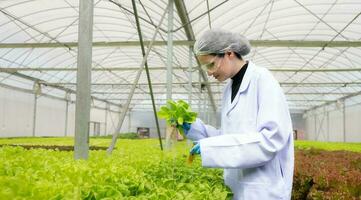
[0,0,360,113]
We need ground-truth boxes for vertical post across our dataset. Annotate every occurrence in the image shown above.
[343,101,346,142]
[165,0,174,150]
[314,114,317,141]
[188,46,192,104]
[64,92,70,137]
[32,82,41,137]
[104,103,108,136]
[107,5,168,154]
[198,73,202,117]
[209,101,212,124]
[74,0,93,160]
[326,110,329,142]
[131,0,163,150]
[204,94,208,122]
[166,0,174,101]
[32,94,38,137]
[128,112,131,133]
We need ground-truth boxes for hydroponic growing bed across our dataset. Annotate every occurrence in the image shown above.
[0,138,360,199]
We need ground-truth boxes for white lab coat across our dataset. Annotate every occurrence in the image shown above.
[187,61,294,200]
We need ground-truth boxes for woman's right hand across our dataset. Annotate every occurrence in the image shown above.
[184,118,208,141]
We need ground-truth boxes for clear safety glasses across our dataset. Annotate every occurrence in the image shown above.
[200,56,223,72]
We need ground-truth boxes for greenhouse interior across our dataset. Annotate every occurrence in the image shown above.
[0,0,360,199]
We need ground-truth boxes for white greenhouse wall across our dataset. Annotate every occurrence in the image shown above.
[106,110,121,135]
[0,85,121,138]
[36,97,66,137]
[0,87,33,137]
[89,108,105,137]
[304,96,361,143]
[291,113,305,131]
[65,103,76,137]
[1,85,360,143]
[127,111,167,138]
[328,109,344,142]
[345,104,361,142]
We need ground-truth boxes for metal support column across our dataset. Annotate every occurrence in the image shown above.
[128,112,131,133]
[32,94,37,137]
[166,0,174,100]
[198,72,202,116]
[343,101,346,142]
[64,92,70,137]
[107,4,169,154]
[74,0,94,160]
[32,82,41,137]
[131,0,163,150]
[208,107,211,125]
[326,110,329,142]
[104,103,108,136]
[314,114,317,141]
[188,46,192,104]
[204,97,207,123]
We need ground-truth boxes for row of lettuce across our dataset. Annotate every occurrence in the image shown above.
[0,140,231,200]
[0,138,360,199]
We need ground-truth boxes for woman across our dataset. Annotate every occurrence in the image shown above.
[184,29,294,200]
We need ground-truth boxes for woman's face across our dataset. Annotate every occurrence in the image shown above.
[197,53,234,82]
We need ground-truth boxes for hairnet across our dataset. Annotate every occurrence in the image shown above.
[194,29,251,57]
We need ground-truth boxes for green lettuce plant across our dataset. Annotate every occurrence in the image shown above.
[0,139,231,199]
[157,100,197,136]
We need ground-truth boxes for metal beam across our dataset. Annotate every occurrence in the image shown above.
[188,46,193,104]
[41,81,361,87]
[74,0,93,160]
[174,0,195,41]
[0,40,193,48]
[250,40,361,47]
[108,0,168,33]
[280,82,361,87]
[166,0,174,101]
[131,0,163,150]
[1,40,360,48]
[102,98,334,102]
[91,91,353,95]
[124,102,321,108]
[2,71,120,107]
[174,0,216,112]
[107,1,169,154]
[0,82,121,113]
[307,89,361,112]
[64,92,70,137]
[32,85,38,137]
[270,68,361,72]
[3,67,360,72]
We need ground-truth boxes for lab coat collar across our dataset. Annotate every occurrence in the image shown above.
[225,60,256,115]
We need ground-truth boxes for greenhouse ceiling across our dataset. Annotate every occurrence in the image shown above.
[0,0,360,113]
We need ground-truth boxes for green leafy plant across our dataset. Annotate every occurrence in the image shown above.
[157,100,197,136]
[0,139,231,199]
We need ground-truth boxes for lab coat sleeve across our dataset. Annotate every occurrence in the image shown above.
[186,118,222,141]
[200,69,292,168]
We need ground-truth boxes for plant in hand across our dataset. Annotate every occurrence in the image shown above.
[157,100,197,136]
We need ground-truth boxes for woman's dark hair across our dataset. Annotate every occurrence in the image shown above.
[209,52,242,59]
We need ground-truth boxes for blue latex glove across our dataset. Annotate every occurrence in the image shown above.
[182,122,191,135]
[190,143,201,155]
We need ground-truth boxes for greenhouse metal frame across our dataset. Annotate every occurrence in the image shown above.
[0,0,361,158]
